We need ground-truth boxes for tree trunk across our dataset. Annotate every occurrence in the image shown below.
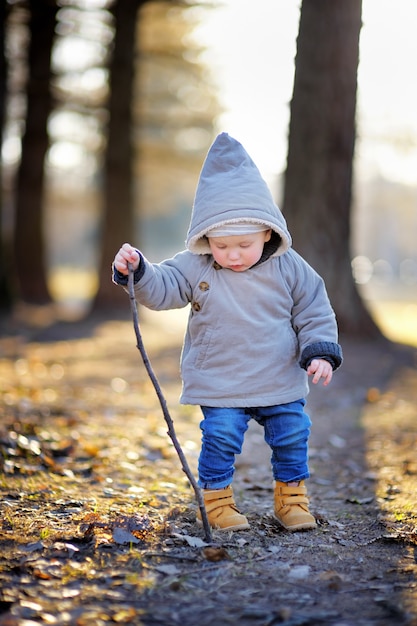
[92,0,144,311]
[14,0,57,304]
[283,0,382,338]
[0,2,13,311]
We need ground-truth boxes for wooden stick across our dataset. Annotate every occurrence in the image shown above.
[127,263,212,543]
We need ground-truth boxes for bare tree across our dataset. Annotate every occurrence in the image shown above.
[92,0,143,311]
[0,2,13,311]
[283,0,382,338]
[14,0,57,304]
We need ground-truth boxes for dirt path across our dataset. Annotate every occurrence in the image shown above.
[0,311,416,626]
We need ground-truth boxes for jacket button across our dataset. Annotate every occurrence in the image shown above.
[192,302,201,312]
[213,261,222,270]
[199,281,209,291]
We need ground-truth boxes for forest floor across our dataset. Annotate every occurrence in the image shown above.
[0,306,417,626]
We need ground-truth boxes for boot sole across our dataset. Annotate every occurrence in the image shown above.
[196,519,250,531]
[274,514,317,532]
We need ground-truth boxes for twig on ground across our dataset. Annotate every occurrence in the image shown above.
[127,263,212,543]
[145,552,200,562]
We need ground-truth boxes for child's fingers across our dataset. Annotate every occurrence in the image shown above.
[321,368,333,386]
[120,243,137,263]
[308,359,333,386]
[121,242,135,256]
[114,255,128,274]
[114,245,138,274]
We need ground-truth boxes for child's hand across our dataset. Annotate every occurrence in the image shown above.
[307,358,333,386]
[114,243,140,275]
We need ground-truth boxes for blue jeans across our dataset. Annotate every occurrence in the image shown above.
[198,400,312,489]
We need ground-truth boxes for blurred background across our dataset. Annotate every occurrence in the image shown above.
[1,0,416,346]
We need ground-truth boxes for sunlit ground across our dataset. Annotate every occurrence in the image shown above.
[48,268,417,348]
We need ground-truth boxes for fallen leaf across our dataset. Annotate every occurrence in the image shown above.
[203,546,231,562]
[319,570,345,590]
[288,565,310,580]
[328,434,346,448]
[113,607,141,623]
[21,541,44,553]
[346,496,374,505]
[172,532,207,548]
[154,564,180,575]
[112,527,141,545]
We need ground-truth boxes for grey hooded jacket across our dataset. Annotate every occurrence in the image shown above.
[113,133,342,407]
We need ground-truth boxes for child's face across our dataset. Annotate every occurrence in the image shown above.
[208,230,272,272]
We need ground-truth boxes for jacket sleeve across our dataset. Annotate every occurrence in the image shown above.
[112,250,194,311]
[282,250,343,371]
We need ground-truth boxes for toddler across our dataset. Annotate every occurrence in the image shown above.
[113,133,342,532]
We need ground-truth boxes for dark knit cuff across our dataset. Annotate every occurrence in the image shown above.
[299,342,343,371]
[112,250,145,286]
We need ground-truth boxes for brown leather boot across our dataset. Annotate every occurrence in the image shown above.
[274,480,317,531]
[197,485,250,531]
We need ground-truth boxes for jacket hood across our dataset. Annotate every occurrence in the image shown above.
[186,132,291,256]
